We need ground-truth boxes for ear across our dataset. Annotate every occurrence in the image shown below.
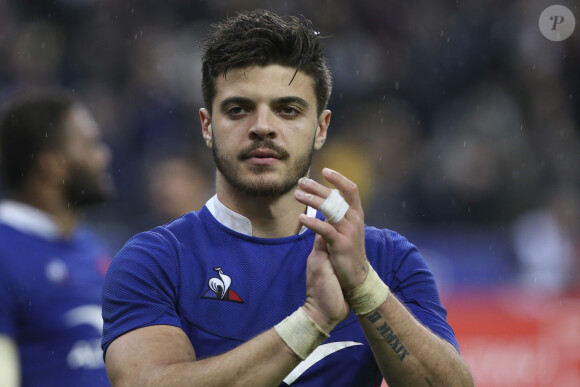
[200,108,213,148]
[313,109,331,151]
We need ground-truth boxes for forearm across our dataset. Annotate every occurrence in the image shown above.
[150,330,299,387]
[294,170,473,385]
[358,295,473,387]
[107,306,335,387]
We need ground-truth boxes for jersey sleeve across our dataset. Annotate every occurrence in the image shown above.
[382,230,460,352]
[101,228,181,356]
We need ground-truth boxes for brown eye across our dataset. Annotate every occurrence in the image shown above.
[227,106,247,117]
[280,106,299,117]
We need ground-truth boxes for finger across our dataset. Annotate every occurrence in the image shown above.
[294,189,325,209]
[299,213,340,243]
[295,188,349,224]
[319,189,349,224]
[297,177,332,199]
[321,168,362,212]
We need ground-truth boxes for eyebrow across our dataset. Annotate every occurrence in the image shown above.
[219,96,254,112]
[273,96,310,109]
[218,96,311,113]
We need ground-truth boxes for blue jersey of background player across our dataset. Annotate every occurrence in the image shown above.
[102,9,473,387]
[0,89,114,387]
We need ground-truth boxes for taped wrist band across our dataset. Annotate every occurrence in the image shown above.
[274,307,330,360]
[345,265,390,315]
[319,189,349,223]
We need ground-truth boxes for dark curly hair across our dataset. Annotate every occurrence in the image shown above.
[0,89,76,191]
[201,9,332,116]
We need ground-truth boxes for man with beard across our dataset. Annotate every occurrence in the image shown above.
[0,89,114,387]
[102,9,473,387]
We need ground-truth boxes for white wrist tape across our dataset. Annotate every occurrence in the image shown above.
[274,307,330,360]
[319,189,349,223]
[345,265,390,315]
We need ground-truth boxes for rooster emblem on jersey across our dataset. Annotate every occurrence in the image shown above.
[202,267,243,303]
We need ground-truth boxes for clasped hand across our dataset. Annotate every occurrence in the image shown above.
[295,168,370,331]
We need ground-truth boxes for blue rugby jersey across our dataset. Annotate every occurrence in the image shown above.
[102,205,457,386]
[0,218,111,386]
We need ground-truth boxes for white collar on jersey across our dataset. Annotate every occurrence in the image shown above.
[205,194,317,237]
[0,200,61,240]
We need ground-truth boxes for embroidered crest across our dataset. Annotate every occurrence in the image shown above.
[202,267,243,303]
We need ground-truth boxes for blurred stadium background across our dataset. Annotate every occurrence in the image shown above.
[0,0,578,385]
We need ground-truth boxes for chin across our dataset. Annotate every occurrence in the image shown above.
[229,175,296,197]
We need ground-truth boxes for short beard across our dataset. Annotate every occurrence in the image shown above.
[64,167,113,207]
[212,134,314,197]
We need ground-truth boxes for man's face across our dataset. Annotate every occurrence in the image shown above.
[62,104,114,206]
[201,64,330,197]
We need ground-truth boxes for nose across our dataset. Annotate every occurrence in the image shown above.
[248,106,277,140]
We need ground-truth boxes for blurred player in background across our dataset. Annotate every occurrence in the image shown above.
[143,147,212,227]
[0,89,114,387]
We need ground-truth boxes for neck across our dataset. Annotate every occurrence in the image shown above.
[216,177,306,238]
[10,183,78,238]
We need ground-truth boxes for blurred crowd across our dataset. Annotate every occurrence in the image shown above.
[1,0,579,292]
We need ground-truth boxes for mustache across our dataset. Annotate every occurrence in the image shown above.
[237,139,290,160]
